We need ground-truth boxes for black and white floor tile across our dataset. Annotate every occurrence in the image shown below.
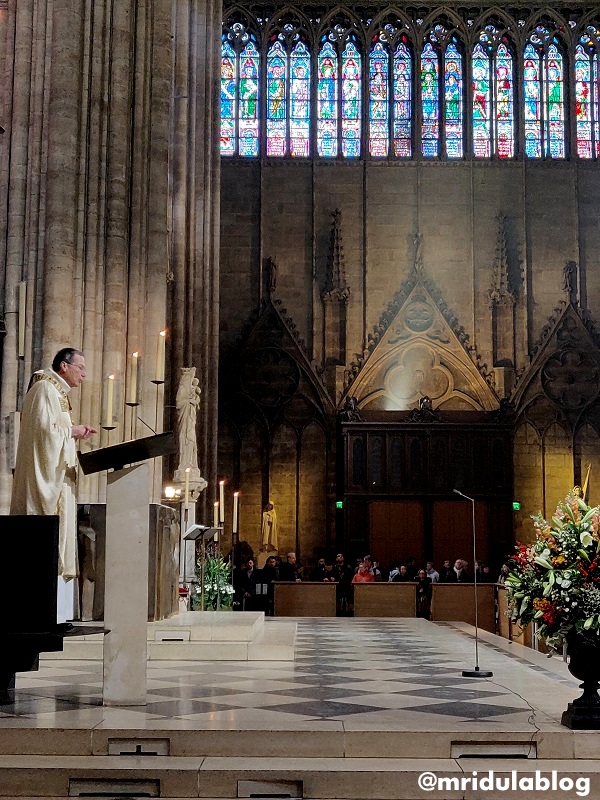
[0,618,577,728]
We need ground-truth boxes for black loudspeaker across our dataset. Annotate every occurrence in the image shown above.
[1,515,58,633]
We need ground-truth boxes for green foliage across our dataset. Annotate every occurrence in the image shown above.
[192,556,234,610]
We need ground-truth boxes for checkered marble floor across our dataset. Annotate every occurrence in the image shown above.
[0,618,580,730]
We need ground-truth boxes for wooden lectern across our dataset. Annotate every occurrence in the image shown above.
[79,433,176,706]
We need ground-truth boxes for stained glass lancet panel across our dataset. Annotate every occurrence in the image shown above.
[421,42,439,156]
[318,40,338,157]
[369,41,390,157]
[290,42,311,157]
[393,42,412,156]
[524,43,542,157]
[444,41,463,157]
[545,43,565,158]
[575,42,594,157]
[342,41,362,157]
[221,39,237,155]
[496,43,514,157]
[472,43,491,157]
[266,40,287,156]
[596,53,600,157]
[239,40,260,157]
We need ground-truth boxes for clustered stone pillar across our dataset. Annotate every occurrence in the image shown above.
[0,0,221,512]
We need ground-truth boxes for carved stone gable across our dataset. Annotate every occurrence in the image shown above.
[512,305,600,426]
[222,301,333,434]
[346,282,499,412]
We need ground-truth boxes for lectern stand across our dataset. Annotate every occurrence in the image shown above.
[79,433,176,706]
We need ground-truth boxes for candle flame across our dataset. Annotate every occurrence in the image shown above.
[160,329,167,337]
[133,351,139,358]
[185,467,191,473]
[219,479,225,486]
[234,491,240,497]
[109,374,115,380]
[214,501,219,506]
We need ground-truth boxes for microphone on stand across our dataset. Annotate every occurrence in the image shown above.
[453,489,493,678]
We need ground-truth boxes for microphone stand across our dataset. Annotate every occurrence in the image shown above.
[453,489,493,678]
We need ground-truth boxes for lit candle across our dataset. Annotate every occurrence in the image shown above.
[155,329,166,383]
[18,281,26,357]
[184,467,190,510]
[213,501,219,528]
[127,352,139,404]
[232,491,240,533]
[219,480,225,523]
[103,374,115,428]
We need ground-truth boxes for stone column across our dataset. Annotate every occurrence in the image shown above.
[168,0,221,521]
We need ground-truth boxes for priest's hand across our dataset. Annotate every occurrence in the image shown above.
[72,424,98,440]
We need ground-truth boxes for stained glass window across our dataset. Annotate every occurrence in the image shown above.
[524,43,542,157]
[238,40,260,157]
[524,28,565,158]
[221,39,237,155]
[369,41,390,157]
[472,43,491,157]
[444,41,463,157]
[472,30,514,158]
[393,42,412,156]
[575,43,593,157]
[421,42,439,156]
[546,44,565,158]
[290,42,311,157]
[496,43,515,158]
[318,40,338,156]
[266,41,287,156]
[341,41,362,157]
[575,29,600,159]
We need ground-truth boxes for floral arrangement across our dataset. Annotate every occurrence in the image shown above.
[192,556,235,610]
[506,488,600,652]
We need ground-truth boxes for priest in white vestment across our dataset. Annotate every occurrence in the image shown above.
[10,348,97,622]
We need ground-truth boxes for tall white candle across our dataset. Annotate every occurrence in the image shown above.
[184,467,190,510]
[104,374,115,428]
[18,281,26,357]
[219,480,225,523]
[213,501,219,528]
[127,352,139,404]
[155,330,166,382]
[232,491,240,533]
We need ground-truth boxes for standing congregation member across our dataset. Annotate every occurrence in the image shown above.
[10,348,97,623]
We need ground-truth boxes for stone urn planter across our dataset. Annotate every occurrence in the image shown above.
[562,636,600,729]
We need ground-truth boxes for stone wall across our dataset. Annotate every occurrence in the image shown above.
[220,158,600,562]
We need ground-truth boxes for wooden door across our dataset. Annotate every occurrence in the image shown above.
[369,501,425,571]
[432,499,488,572]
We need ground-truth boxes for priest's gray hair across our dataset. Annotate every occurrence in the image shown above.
[52,348,84,372]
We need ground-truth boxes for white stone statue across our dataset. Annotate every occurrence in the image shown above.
[261,501,278,552]
[176,367,201,472]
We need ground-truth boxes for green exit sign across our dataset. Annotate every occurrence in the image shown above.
[336,501,344,509]
[512,501,521,511]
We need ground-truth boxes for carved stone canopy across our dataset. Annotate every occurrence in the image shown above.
[348,283,499,412]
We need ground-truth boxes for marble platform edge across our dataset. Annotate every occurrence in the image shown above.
[39,616,296,661]
[0,724,598,760]
[1,756,600,799]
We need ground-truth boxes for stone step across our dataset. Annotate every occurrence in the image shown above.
[40,616,296,661]
[0,726,597,760]
[0,756,600,798]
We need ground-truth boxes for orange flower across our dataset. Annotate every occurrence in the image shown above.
[533,598,551,611]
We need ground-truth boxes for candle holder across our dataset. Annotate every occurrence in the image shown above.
[151,379,165,386]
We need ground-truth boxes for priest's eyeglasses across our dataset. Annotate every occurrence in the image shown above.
[65,361,86,372]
